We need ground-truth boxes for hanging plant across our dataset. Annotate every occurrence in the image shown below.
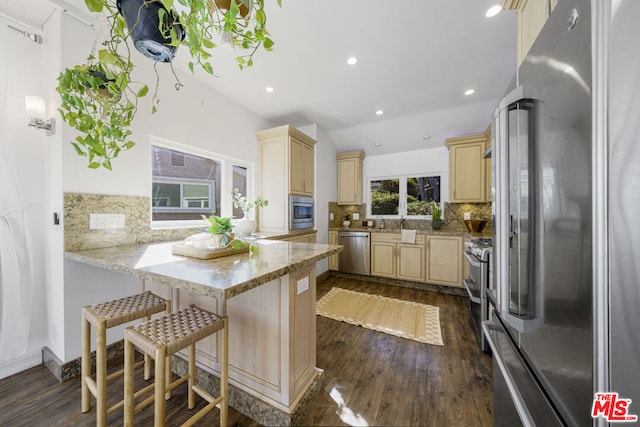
[56,0,281,170]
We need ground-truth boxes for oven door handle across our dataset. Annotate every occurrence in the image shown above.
[463,279,482,304]
[464,251,483,268]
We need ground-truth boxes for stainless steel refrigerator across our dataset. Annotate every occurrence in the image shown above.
[483,0,640,425]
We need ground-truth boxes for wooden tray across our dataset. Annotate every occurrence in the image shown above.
[171,242,249,260]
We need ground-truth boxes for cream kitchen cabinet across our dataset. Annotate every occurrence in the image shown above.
[328,231,339,270]
[371,233,426,282]
[289,136,315,197]
[446,133,488,203]
[503,0,558,65]
[426,235,463,287]
[337,151,365,205]
[257,125,316,232]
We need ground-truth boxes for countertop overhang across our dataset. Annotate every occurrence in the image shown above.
[65,240,342,300]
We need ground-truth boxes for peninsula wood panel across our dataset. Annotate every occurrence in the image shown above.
[291,268,316,395]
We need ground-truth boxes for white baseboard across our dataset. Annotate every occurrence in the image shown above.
[0,352,42,380]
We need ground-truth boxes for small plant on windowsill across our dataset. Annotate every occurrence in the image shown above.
[427,201,443,229]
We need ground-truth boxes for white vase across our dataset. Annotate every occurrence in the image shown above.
[235,214,256,235]
[343,220,350,227]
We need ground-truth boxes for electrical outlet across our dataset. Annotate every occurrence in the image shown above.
[464,212,471,220]
[90,213,125,230]
[329,213,334,220]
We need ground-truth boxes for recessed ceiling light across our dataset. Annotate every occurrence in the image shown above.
[464,89,475,96]
[485,5,502,18]
[376,110,384,116]
[265,86,274,93]
[423,135,431,140]
[347,56,358,65]
[375,143,381,147]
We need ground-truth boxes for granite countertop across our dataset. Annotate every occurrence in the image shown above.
[251,229,317,240]
[65,240,341,300]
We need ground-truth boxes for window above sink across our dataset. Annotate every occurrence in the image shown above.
[367,175,442,219]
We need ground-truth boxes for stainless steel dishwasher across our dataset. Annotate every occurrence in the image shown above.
[338,231,370,275]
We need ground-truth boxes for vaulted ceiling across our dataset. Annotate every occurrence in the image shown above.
[0,0,517,155]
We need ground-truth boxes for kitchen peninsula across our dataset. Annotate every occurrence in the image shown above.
[65,239,342,426]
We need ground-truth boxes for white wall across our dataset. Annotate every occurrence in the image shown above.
[0,23,49,378]
[363,146,450,204]
[298,124,338,275]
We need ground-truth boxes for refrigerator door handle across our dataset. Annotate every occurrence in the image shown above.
[495,87,543,334]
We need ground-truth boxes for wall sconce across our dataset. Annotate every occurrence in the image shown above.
[25,96,55,136]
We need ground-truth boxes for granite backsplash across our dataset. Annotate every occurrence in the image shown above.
[328,201,492,233]
[64,193,202,251]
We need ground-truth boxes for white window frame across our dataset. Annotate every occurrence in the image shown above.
[366,174,443,220]
[150,136,255,229]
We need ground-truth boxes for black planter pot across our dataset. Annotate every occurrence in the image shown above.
[117,0,184,62]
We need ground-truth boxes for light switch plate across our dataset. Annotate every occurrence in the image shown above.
[352,213,360,220]
[90,213,125,230]
[464,212,471,220]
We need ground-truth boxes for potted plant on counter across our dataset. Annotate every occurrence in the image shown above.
[202,215,234,248]
[428,201,443,229]
[343,213,350,228]
[232,188,268,235]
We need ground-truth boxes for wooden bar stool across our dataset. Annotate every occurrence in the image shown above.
[81,291,170,427]
[123,304,228,427]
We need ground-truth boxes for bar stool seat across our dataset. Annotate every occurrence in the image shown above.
[81,291,170,427]
[124,304,228,427]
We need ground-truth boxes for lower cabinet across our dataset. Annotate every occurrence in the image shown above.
[328,231,339,270]
[426,235,463,287]
[371,233,426,282]
[370,233,464,287]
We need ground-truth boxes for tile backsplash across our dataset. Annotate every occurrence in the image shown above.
[64,193,201,251]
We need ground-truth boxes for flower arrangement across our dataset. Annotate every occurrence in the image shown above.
[232,188,269,215]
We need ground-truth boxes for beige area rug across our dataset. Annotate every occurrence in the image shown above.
[316,287,443,346]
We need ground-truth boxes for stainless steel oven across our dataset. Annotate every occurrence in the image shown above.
[463,238,492,353]
[289,195,314,230]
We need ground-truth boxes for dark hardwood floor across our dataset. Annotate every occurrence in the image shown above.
[0,276,492,426]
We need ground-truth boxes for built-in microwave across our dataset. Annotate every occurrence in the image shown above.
[290,195,314,230]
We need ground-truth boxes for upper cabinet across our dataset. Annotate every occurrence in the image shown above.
[337,151,365,205]
[289,136,315,197]
[257,125,316,232]
[446,132,488,203]
[503,0,558,65]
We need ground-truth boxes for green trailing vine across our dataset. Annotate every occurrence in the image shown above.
[57,0,281,170]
